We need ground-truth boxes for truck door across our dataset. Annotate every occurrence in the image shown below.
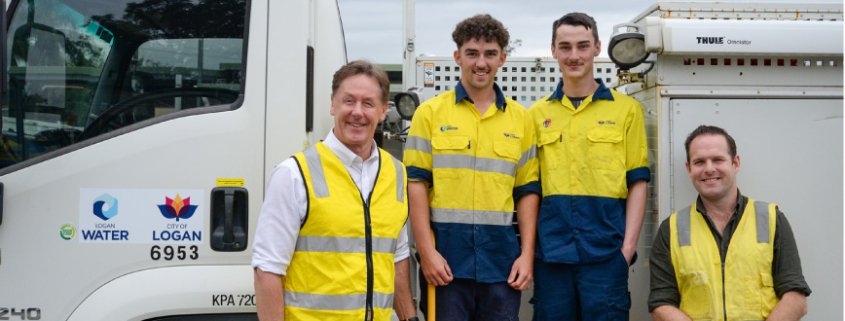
[0,0,265,319]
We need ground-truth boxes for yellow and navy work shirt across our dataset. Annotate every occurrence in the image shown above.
[528,79,650,264]
[404,82,540,282]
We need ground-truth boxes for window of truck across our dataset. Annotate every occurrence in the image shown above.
[1,0,247,170]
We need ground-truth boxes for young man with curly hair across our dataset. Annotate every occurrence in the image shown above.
[404,14,541,320]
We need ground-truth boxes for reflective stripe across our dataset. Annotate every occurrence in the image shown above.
[295,235,397,254]
[303,146,330,198]
[284,291,394,311]
[392,156,404,202]
[430,208,514,226]
[755,201,770,244]
[677,206,692,247]
[404,136,432,154]
[433,154,516,177]
[517,145,537,169]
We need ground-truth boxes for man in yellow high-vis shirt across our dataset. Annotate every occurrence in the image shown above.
[252,61,417,321]
[529,12,650,321]
[405,14,541,320]
[649,125,810,321]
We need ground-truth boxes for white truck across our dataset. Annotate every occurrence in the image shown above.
[396,2,843,320]
[0,0,347,319]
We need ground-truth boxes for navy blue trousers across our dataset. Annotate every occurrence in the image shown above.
[419,276,521,321]
[532,251,631,321]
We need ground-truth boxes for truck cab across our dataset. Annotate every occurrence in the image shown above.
[0,0,346,319]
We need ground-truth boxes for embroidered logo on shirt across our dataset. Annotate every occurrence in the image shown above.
[503,133,521,139]
[598,120,616,125]
[543,119,551,128]
[440,126,459,131]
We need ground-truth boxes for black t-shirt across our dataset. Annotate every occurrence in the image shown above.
[568,95,588,109]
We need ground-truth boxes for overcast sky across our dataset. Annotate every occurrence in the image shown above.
[337,0,841,64]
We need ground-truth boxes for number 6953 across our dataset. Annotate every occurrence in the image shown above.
[150,245,198,261]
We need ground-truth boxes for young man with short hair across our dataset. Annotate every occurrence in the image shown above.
[405,14,540,320]
[528,12,650,320]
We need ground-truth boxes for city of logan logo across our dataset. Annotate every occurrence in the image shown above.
[158,194,198,222]
[598,120,616,125]
[543,119,551,128]
[503,133,521,139]
[93,193,119,221]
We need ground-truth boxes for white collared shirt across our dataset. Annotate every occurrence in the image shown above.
[252,129,410,275]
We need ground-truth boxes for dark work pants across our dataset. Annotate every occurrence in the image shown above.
[532,251,631,321]
[419,275,521,321]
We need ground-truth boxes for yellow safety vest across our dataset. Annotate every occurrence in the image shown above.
[670,199,779,321]
[285,143,408,321]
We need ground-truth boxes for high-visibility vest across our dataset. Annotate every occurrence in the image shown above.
[670,199,779,321]
[285,143,408,320]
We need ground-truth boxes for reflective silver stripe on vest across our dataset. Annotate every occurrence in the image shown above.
[303,146,330,198]
[517,145,537,169]
[755,201,770,244]
[392,156,404,202]
[284,291,394,311]
[677,206,693,247]
[404,136,432,154]
[430,208,514,226]
[433,154,516,177]
[295,235,397,254]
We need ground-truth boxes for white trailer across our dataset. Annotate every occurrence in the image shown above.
[0,0,346,320]
[396,2,843,320]
[616,3,843,320]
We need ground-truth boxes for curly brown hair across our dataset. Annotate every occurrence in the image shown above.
[452,14,509,50]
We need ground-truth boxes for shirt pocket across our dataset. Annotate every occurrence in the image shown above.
[431,135,470,180]
[678,271,713,319]
[537,131,561,170]
[489,140,520,200]
[746,272,778,319]
[493,140,521,163]
[432,135,470,150]
[587,127,624,171]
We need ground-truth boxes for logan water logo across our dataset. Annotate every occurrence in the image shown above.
[93,194,119,221]
[158,194,198,222]
[440,126,459,131]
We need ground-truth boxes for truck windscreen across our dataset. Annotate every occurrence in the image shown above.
[1,0,247,169]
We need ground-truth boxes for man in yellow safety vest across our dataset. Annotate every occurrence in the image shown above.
[253,60,417,321]
[649,125,811,321]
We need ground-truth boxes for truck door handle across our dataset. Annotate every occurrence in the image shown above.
[223,192,234,244]
[211,186,248,251]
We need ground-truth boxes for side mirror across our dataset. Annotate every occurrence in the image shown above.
[393,86,425,120]
[1,0,7,134]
